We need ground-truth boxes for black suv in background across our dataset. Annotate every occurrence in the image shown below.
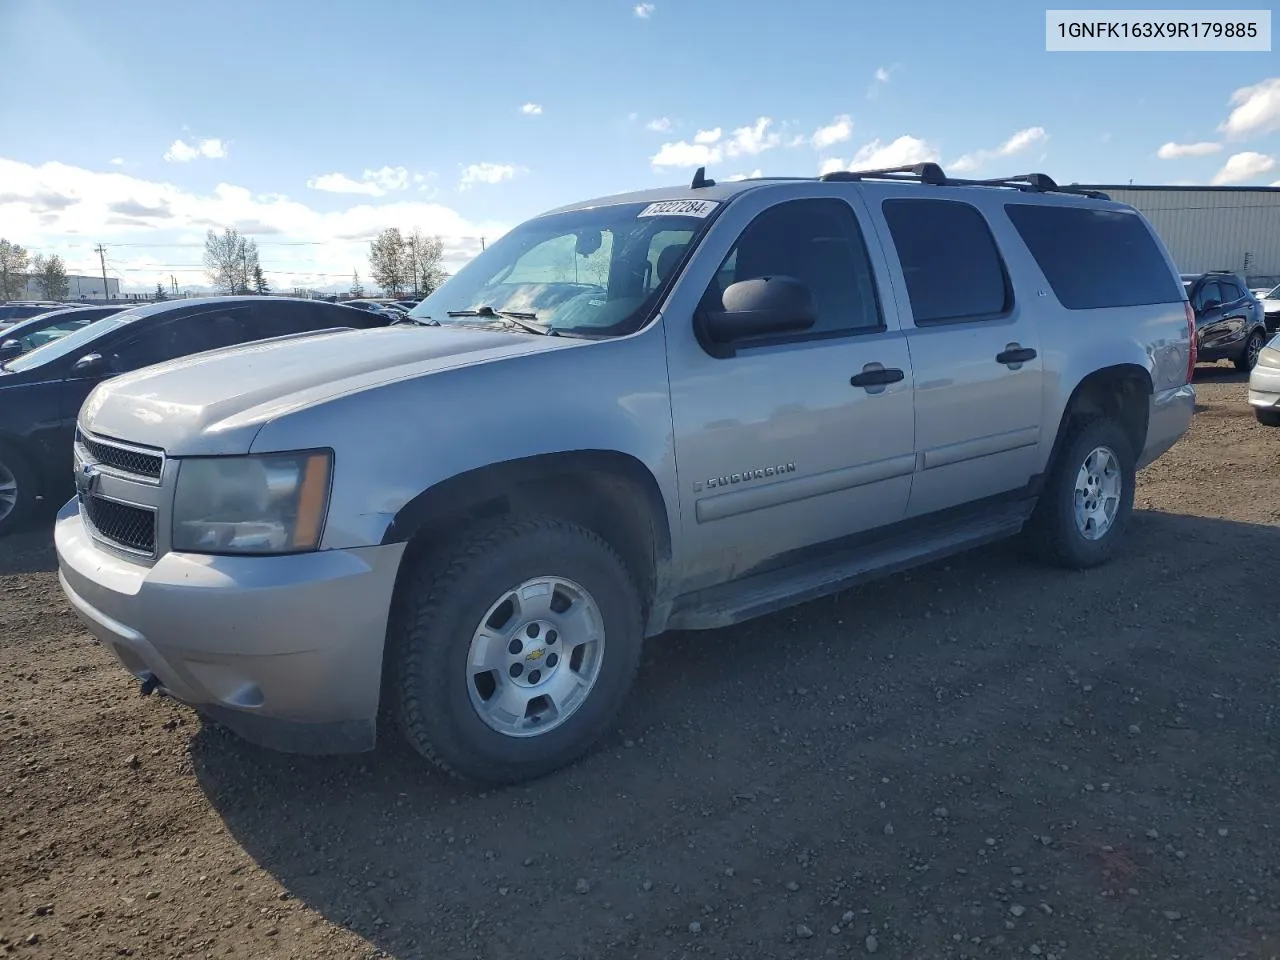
[1182,272,1269,372]
[0,295,390,535]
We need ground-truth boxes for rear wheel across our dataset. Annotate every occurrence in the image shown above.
[1235,330,1265,372]
[1023,416,1136,569]
[389,515,644,785]
[0,442,38,538]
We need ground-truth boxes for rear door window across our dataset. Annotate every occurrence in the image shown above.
[881,198,1011,325]
[1003,203,1183,310]
[1194,280,1224,311]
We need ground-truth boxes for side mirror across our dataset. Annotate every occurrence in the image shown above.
[702,276,817,346]
[71,352,106,373]
[0,339,20,362]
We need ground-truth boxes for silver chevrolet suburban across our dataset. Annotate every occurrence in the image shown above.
[54,164,1197,784]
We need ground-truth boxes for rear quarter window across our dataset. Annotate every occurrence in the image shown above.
[1003,203,1183,310]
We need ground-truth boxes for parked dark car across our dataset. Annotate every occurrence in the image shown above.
[1182,272,1269,372]
[0,295,390,535]
[0,301,82,329]
[0,305,128,361]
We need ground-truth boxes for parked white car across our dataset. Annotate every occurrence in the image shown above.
[1247,331,1280,426]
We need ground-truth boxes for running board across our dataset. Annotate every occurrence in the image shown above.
[665,501,1033,631]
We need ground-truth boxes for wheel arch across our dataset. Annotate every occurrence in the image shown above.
[382,449,675,632]
[1042,364,1153,485]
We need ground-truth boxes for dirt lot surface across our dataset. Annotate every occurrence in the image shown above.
[2,366,1278,960]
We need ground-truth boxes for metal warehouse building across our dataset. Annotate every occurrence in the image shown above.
[1075,184,1280,288]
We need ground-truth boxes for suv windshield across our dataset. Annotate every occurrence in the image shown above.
[3,313,137,373]
[408,200,720,337]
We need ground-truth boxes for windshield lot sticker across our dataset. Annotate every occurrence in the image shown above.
[637,199,719,218]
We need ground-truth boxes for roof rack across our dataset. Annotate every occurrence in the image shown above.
[815,163,1110,199]
[819,162,947,185]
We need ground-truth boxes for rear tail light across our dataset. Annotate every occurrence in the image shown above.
[1185,301,1197,383]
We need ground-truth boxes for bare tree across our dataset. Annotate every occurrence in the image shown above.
[31,254,69,300]
[405,230,448,296]
[369,228,409,296]
[350,271,365,298]
[203,228,244,294]
[239,238,261,294]
[0,239,30,300]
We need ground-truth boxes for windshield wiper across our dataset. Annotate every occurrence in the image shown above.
[446,306,558,336]
[393,315,441,326]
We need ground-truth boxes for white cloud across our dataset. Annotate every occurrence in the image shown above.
[787,134,808,148]
[459,162,523,189]
[520,102,543,116]
[726,117,780,157]
[725,170,763,182]
[108,157,124,166]
[950,126,1047,173]
[1211,151,1276,184]
[0,156,509,292]
[851,135,939,169]
[1156,141,1222,159]
[306,166,415,198]
[634,2,654,16]
[1219,77,1280,139]
[163,137,227,162]
[867,65,894,98]
[811,114,853,150]
[650,117,781,169]
[652,141,722,168]
[646,117,672,132]
[820,136,939,175]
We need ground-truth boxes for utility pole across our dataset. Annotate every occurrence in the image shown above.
[480,236,485,251]
[95,244,110,300]
[410,235,419,297]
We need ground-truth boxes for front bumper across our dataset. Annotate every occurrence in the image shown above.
[54,499,406,754]
[1247,362,1280,411]
[1137,383,1196,470]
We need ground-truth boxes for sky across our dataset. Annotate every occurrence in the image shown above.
[0,0,1278,294]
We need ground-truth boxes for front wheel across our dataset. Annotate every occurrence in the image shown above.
[1235,331,1265,372]
[1023,416,1136,569]
[0,442,38,538]
[1256,408,1280,427]
[389,515,644,785]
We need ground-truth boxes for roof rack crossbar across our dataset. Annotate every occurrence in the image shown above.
[819,162,948,185]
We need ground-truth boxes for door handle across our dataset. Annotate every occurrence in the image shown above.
[850,367,905,388]
[996,346,1037,365]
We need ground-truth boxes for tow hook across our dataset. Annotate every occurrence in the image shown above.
[139,673,161,697]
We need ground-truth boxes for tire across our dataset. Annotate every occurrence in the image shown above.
[1023,416,1136,569]
[1256,408,1280,427]
[0,441,38,538]
[1235,330,1265,372]
[388,515,644,785]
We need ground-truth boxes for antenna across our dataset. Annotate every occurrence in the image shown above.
[691,166,715,189]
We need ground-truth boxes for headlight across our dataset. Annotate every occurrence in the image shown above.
[172,450,333,554]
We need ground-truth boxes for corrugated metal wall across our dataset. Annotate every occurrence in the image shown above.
[1094,188,1280,286]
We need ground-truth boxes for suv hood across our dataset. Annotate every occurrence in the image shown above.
[80,324,578,455]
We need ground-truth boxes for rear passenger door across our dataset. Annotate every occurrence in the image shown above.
[872,196,1045,518]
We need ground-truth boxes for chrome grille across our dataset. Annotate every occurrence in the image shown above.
[75,429,164,481]
[81,495,157,556]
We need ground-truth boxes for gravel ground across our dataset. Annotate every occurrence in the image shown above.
[2,365,1278,960]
